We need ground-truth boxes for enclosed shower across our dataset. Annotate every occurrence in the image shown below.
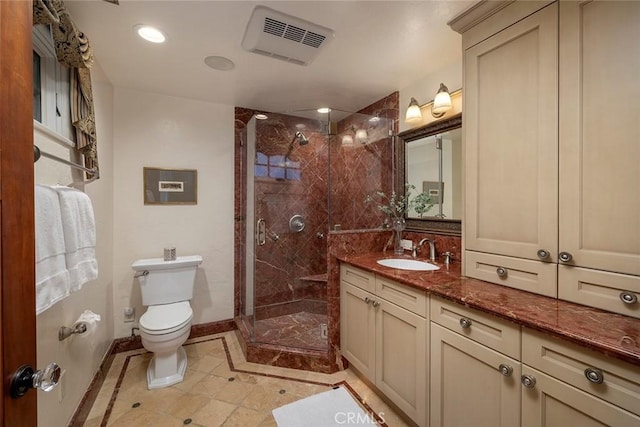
[237,107,395,354]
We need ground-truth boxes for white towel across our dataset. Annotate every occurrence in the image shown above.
[35,185,71,314]
[56,186,98,292]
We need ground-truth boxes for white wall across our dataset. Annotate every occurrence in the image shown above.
[112,87,235,338]
[35,64,114,427]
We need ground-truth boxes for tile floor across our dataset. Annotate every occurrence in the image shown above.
[253,312,328,351]
[82,331,411,426]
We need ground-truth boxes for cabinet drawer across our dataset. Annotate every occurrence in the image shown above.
[340,263,375,293]
[522,328,640,416]
[430,296,521,359]
[375,276,427,318]
[465,250,557,297]
[559,266,640,320]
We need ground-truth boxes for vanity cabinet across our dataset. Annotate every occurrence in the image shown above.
[455,0,640,308]
[430,296,640,426]
[521,329,640,425]
[340,264,428,426]
[430,296,521,427]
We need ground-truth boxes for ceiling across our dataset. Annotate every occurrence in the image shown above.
[66,1,473,115]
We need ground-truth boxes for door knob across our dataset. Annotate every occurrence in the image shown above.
[10,363,62,399]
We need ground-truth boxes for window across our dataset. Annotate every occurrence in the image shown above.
[33,24,74,142]
[255,152,301,180]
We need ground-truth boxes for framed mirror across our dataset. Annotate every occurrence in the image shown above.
[396,113,462,235]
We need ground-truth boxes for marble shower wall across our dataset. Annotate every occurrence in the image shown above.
[252,114,329,307]
[234,92,399,315]
[329,92,400,230]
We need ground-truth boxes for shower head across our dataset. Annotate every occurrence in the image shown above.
[285,131,309,160]
[293,131,309,146]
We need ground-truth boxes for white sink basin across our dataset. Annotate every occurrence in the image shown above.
[376,258,440,271]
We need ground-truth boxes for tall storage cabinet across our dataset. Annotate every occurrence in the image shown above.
[462,1,559,298]
[557,0,640,317]
[454,0,640,310]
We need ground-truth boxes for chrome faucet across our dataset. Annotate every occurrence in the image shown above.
[418,238,436,262]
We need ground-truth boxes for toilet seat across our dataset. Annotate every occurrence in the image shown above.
[140,301,193,335]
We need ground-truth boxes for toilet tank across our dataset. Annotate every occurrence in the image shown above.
[132,255,203,306]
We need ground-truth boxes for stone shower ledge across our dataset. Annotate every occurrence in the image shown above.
[338,252,640,367]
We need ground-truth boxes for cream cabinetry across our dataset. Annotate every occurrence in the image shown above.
[430,296,640,426]
[462,1,559,297]
[521,329,640,425]
[457,0,640,308]
[430,297,521,427]
[557,0,640,316]
[340,264,428,426]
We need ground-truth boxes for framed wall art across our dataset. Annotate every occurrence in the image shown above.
[143,167,198,205]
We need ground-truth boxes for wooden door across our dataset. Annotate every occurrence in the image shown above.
[375,299,427,426]
[430,324,521,427]
[464,3,558,262]
[558,0,640,276]
[0,1,38,425]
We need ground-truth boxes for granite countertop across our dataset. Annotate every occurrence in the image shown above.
[338,252,640,366]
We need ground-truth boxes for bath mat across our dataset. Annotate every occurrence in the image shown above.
[272,386,375,426]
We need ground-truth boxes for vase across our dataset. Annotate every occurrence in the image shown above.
[391,217,406,255]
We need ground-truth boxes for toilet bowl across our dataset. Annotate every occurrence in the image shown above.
[132,255,202,389]
[139,301,193,389]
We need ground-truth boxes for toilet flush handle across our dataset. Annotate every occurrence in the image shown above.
[134,270,149,279]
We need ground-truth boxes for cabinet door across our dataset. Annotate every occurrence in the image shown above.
[464,3,558,261]
[430,323,521,427]
[340,282,375,378]
[559,1,640,276]
[521,366,640,427]
[375,298,428,426]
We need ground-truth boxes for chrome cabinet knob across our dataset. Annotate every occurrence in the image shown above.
[521,374,537,389]
[496,267,508,278]
[372,300,380,308]
[537,249,550,260]
[584,367,604,384]
[620,292,638,305]
[498,364,513,377]
[559,252,573,263]
[459,317,472,329]
[364,297,371,305]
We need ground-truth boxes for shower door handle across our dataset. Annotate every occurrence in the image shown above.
[256,218,266,246]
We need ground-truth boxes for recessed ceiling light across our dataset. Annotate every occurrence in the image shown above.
[134,25,166,43]
[204,56,235,71]
[317,107,331,114]
[255,113,268,120]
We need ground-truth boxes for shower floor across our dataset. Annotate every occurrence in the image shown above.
[253,311,328,351]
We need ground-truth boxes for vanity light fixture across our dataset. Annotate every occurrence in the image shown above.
[341,133,354,146]
[405,97,422,123]
[255,113,268,120]
[355,128,368,144]
[134,24,167,44]
[431,83,453,118]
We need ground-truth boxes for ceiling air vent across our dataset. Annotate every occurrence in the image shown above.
[241,6,334,66]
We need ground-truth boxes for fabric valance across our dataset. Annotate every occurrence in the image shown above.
[32,0,99,180]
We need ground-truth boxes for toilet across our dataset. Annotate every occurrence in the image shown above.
[131,255,203,389]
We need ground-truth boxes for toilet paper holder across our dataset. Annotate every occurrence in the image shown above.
[58,322,88,341]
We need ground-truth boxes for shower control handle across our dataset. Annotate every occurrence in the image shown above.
[256,218,266,246]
